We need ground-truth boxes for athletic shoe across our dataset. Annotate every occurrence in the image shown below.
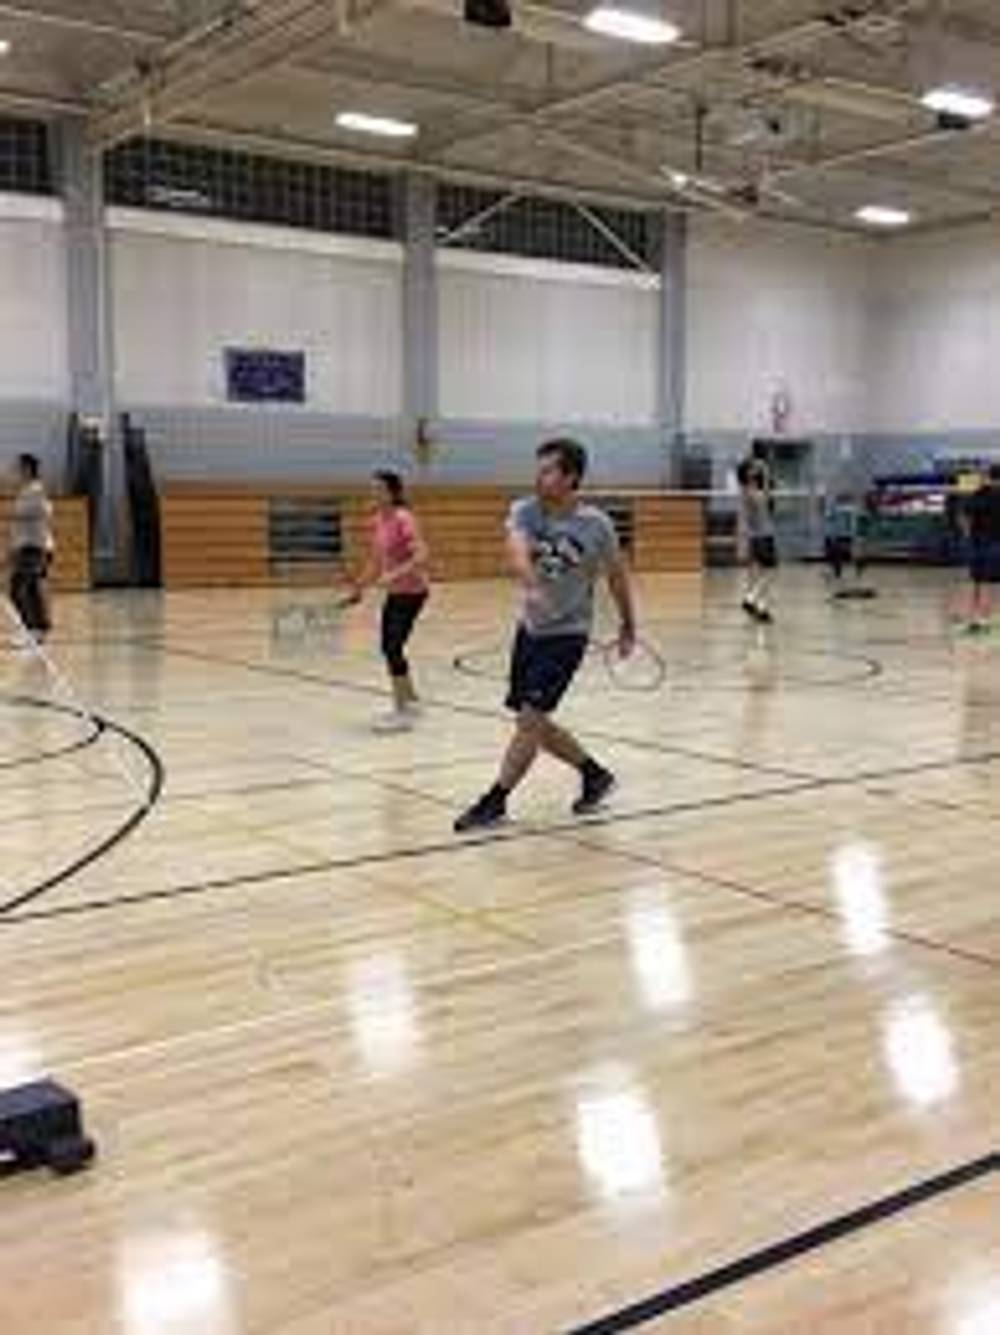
[741,599,758,621]
[573,764,617,816]
[372,710,414,734]
[755,608,774,625]
[454,789,508,833]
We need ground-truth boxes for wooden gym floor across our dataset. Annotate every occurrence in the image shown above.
[0,567,997,1334]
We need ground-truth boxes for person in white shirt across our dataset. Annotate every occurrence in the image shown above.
[8,453,54,641]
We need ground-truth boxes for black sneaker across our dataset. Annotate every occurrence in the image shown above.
[573,764,616,816]
[755,608,774,624]
[454,789,508,833]
[741,599,758,621]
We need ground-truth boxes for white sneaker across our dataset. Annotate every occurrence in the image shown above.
[372,710,414,734]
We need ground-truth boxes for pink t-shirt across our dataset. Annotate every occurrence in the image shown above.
[372,508,429,595]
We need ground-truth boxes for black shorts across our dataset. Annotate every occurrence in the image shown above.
[506,627,587,715]
[750,536,778,569]
[969,541,1000,585]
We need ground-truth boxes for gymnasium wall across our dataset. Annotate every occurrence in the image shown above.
[108,211,667,484]
[438,251,659,425]
[7,182,977,496]
[686,217,873,438]
[870,223,1000,437]
[110,210,402,414]
[0,195,68,476]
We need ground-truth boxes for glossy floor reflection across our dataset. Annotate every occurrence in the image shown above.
[0,568,996,1333]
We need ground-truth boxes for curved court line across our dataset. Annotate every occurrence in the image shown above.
[0,699,165,917]
[451,639,883,692]
[567,1152,998,1334]
[0,692,104,771]
[128,638,816,781]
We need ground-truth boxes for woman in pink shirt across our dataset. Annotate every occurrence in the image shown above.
[349,470,430,732]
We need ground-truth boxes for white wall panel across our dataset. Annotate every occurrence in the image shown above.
[439,253,659,425]
[870,224,1000,432]
[111,215,403,415]
[0,214,67,401]
[687,219,872,434]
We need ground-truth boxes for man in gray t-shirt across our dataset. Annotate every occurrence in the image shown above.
[508,494,619,637]
[454,438,637,833]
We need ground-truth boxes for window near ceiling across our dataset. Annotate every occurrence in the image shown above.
[436,184,660,269]
[104,137,400,238]
[0,116,53,195]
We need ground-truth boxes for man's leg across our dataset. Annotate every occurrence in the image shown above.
[536,716,587,769]
[536,717,615,816]
[499,708,543,791]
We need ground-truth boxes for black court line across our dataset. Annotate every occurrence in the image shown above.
[567,1152,999,1334]
[0,699,165,917]
[452,640,884,693]
[6,741,1000,926]
[5,632,995,925]
[0,692,104,771]
[0,771,345,832]
[147,636,1000,784]
[134,636,1000,794]
[126,638,826,784]
[564,825,1000,973]
[0,776,821,925]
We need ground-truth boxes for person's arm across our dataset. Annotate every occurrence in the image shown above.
[344,526,382,602]
[958,495,975,541]
[605,549,637,657]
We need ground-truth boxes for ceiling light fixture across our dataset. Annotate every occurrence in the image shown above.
[856,205,912,228]
[335,112,418,139]
[584,7,681,45]
[921,86,994,121]
[0,39,10,56]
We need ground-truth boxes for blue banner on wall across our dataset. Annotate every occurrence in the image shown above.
[225,349,306,404]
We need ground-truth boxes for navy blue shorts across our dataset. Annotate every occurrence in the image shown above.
[506,627,588,715]
[969,542,1000,585]
[750,536,778,569]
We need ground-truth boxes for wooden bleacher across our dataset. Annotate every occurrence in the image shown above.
[160,483,704,589]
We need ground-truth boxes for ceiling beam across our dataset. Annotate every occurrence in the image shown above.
[0,86,88,116]
[771,124,990,182]
[88,0,351,149]
[284,50,532,113]
[0,2,173,44]
[161,116,677,210]
[419,0,927,160]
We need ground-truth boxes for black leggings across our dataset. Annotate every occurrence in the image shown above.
[381,592,427,678]
[10,546,50,635]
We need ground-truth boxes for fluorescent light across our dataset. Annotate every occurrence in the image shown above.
[921,86,994,121]
[584,7,681,44]
[335,111,418,139]
[856,205,912,228]
[0,39,10,56]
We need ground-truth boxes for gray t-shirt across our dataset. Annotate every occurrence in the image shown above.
[507,497,619,637]
[739,487,775,540]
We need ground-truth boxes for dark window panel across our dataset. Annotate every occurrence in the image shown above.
[437,183,659,270]
[0,116,53,195]
[104,136,400,239]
